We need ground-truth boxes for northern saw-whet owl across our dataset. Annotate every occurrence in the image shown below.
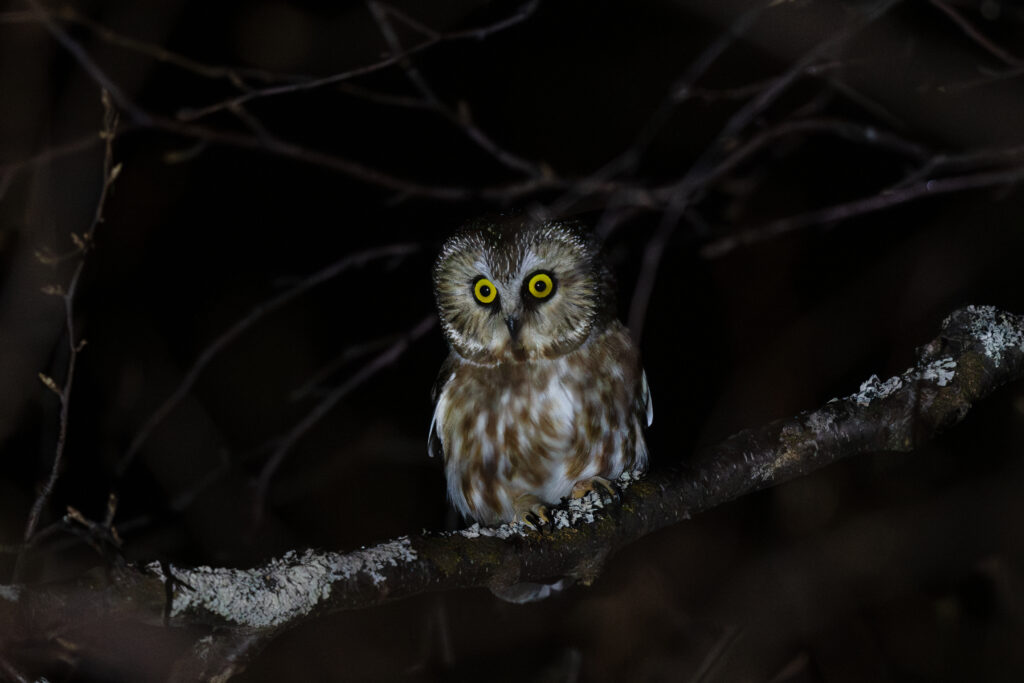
[429,218,652,528]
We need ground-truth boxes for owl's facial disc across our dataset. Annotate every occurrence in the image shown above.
[434,220,612,365]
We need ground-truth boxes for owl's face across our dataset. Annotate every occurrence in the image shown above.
[433,219,613,365]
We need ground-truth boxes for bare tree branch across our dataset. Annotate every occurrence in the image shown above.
[700,162,1024,258]
[251,314,437,522]
[627,0,901,341]
[23,0,151,125]
[3,304,1022,680]
[0,133,102,183]
[176,0,540,123]
[115,243,420,477]
[534,0,769,225]
[928,0,1022,68]
[0,6,292,86]
[942,63,1024,93]
[16,91,121,578]
[16,0,554,202]
[367,0,544,178]
[288,330,413,402]
[0,653,30,683]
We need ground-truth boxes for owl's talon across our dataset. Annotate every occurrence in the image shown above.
[571,476,620,505]
[517,499,550,531]
[604,481,622,505]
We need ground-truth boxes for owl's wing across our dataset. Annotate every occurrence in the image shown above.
[639,369,653,427]
[428,416,443,460]
[430,354,456,404]
[428,355,457,459]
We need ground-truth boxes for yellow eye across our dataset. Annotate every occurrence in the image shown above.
[473,277,497,304]
[527,272,554,299]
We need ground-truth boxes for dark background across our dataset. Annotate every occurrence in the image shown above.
[2,0,1024,680]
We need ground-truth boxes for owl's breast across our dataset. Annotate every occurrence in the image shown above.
[436,324,648,524]
[440,359,578,467]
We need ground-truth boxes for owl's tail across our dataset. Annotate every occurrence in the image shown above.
[490,578,571,603]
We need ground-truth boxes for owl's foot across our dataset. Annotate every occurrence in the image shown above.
[514,495,550,531]
[571,476,620,505]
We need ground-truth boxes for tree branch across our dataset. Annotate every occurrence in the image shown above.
[251,314,437,522]
[700,162,1024,258]
[2,305,1023,679]
[16,91,121,578]
[928,0,1022,68]
[627,0,901,341]
[114,243,419,478]
[175,0,540,123]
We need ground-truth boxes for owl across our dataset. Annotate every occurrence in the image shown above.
[429,217,652,528]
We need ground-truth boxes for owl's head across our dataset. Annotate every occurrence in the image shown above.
[433,217,615,364]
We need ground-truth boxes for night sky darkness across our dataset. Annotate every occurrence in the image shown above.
[2,0,1024,680]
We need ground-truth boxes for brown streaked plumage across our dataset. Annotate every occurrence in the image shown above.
[429,217,652,527]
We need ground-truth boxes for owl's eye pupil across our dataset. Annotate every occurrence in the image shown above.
[533,281,546,293]
[481,285,491,297]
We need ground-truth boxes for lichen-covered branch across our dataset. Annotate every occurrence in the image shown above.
[2,305,1022,680]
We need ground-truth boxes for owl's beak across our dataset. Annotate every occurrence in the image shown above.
[504,315,522,341]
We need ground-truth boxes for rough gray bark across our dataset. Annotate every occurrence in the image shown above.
[2,304,1022,681]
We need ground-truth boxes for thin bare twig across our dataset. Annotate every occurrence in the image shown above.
[64,497,123,559]
[536,1,768,225]
[688,625,744,683]
[928,0,1021,67]
[627,0,902,341]
[367,1,543,178]
[18,0,554,201]
[115,243,420,477]
[35,454,229,557]
[683,60,851,103]
[0,134,103,185]
[252,314,436,521]
[155,115,507,200]
[335,81,433,110]
[17,91,120,574]
[0,7,296,87]
[23,0,149,125]
[700,163,1024,258]
[941,63,1024,93]
[177,0,539,123]
[644,117,931,207]
[891,141,1024,188]
[226,101,275,144]
[74,6,292,86]
[0,654,30,683]
[690,133,1024,259]
[289,331,407,402]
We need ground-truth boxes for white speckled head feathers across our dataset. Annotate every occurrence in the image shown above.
[432,217,614,365]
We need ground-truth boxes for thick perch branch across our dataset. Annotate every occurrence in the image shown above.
[3,305,1023,679]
